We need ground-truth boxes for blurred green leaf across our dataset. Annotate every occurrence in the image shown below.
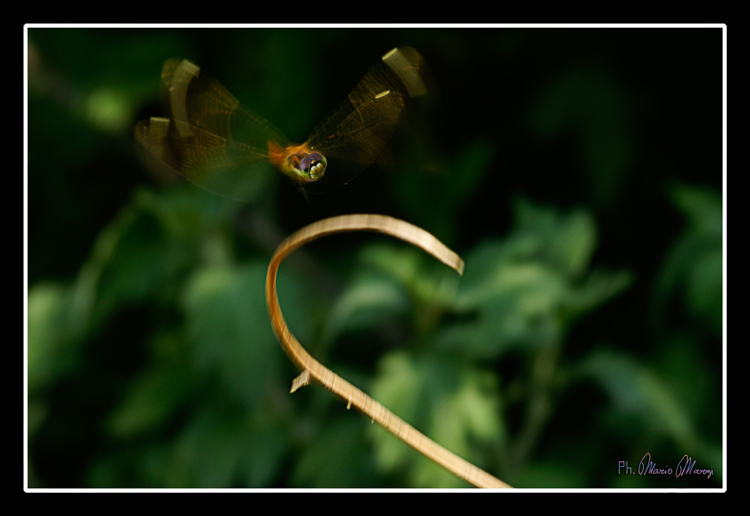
[513,198,598,278]
[564,269,634,316]
[652,184,723,335]
[84,87,133,133]
[359,241,463,307]
[685,249,722,326]
[670,183,723,236]
[27,283,78,393]
[578,348,696,446]
[436,200,630,358]
[242,410,289,487]
[369,352,504,488]
[167,405,252,488]
[292,417,378,488]
[65,190,204,337]
[107,363,194,438]
[182,263,281,408]
[320,272,408,348]
[367,352,427,472]
[655,333,718,428]
[95,205,187,309]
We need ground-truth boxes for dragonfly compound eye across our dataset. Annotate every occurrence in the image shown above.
[299,152,327,181]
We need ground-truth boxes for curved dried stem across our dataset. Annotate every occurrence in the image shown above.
[266,214,512,489]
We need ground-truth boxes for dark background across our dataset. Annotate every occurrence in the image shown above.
[27,26,723,489]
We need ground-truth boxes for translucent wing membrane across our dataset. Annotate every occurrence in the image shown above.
[303,47,429,192]
[134,48,430,200]
[135,59,290,201]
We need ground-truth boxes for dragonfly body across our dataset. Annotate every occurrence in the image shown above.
[135,47,429,199]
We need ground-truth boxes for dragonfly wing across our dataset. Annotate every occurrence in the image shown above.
[303,47,430,191]
[135,58,291,201]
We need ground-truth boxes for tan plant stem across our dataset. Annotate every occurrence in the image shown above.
[266,214,512,488]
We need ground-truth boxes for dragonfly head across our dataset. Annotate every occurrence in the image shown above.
[269,142,327,183]
[296,152,327,182]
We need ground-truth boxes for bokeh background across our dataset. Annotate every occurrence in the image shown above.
[26,26,724,489]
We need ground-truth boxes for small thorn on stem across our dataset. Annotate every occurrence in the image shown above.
[290,370,311,393]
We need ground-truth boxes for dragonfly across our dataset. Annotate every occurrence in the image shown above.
[134,47,430,201]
